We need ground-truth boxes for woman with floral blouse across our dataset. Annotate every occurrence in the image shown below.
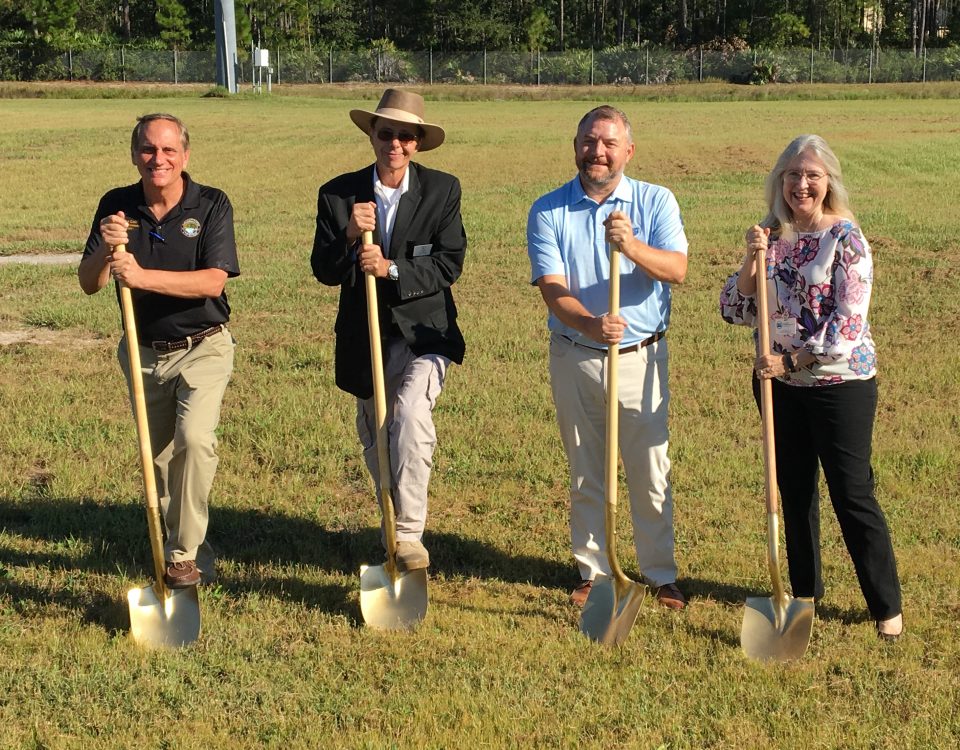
[720,134,903,642]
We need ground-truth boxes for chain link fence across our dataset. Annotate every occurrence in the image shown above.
[2,44,959,86]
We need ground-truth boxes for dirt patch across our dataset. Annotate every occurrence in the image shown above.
[0,253,82,266]
[0,328,100,347]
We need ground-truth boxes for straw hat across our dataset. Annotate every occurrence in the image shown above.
[349,88,445,151]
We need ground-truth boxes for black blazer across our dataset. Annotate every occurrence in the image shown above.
[312,162,467,399]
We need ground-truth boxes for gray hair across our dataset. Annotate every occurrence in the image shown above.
[761,134,853,232]
[130,113,190,157]
[576,105,633,144]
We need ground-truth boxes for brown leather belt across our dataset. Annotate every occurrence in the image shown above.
[152,324,226,353]
[561,330,664,354]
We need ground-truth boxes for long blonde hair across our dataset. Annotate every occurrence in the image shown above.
[761,134,854,232]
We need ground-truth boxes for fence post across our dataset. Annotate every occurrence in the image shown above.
[276,47,280,85]
[868,47,873,83]
[699,47,703,82]
[483,48,487,85]
[809,45,813,83]
[590,47,594,86]
[121,46,126,83]
[645,47,650,84]
[922,48,927,82]
[537,49,541,85]
[429,47,433,85]
[174,49,178,84]
[329,48,333,84]
[68,48,73,81]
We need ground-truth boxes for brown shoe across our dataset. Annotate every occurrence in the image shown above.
[569,579,593,607]
[165,560,200,588]
[395,540,430,572]
[655,582,687,610]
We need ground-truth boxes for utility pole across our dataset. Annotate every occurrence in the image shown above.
[215,0,239,93]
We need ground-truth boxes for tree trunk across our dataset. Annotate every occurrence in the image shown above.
[121,1,132,41]
[912,0,919,52]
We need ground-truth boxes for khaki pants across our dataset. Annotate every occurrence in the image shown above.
[549,332,677,586]
[357,337,449,542]
[119,328,234,569]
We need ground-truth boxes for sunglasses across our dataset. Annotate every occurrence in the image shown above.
[375,128,420,144]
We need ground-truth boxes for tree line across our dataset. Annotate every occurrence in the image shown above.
[3,0,958,55]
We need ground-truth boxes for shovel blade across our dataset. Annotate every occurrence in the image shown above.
[579,574,647,647]
[359,564,428,630]
[741,595,815,662]
[127,584,201,649]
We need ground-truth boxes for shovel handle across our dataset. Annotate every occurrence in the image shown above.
[114,244,169,597]
[754,246,778,516]
[604,243,627,583]
[755,245,788,605]
[363,231,398,574]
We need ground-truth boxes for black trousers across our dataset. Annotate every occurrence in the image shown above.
[752,376,902,620]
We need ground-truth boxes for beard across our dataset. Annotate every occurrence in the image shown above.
[577,159,620,192]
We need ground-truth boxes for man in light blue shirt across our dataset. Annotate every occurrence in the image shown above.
[527,105,689,610]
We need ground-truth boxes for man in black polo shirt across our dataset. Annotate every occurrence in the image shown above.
[79,113,239,589]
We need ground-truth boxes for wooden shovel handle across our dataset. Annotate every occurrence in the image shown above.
[605,243,627,583]
[363,231,398,570]
[113,244,169,595]
[755,246,779,516]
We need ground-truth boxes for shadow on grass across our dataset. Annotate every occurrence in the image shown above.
[0,494,574,631]
[2,496,873,642]
[0,579,130,636]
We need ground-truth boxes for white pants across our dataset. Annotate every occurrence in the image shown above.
[357,337,449,542]
[549,332,677,586]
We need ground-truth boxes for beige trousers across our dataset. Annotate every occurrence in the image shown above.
[356,337,449,542]
[549,332,677,586]
[119,327,234,569]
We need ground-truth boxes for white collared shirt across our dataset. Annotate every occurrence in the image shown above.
[373,166,410,255]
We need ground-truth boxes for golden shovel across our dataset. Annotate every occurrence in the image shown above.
[358,231,428,630]
[114,244,201,648]
[579,242,648,646]
[740,244,814,662]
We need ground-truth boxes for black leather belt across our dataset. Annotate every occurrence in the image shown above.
[152,324,226,353]
[561,330,664,354]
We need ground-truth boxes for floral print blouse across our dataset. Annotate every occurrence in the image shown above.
[720,220,877,387]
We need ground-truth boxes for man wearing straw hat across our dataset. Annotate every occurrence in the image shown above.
[312,89,467,572]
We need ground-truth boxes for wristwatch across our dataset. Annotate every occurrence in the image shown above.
[387,262,399,281]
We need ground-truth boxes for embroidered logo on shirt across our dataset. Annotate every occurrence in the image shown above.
[180,218,201,238]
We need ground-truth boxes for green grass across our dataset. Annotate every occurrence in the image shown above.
[1,90,959,749]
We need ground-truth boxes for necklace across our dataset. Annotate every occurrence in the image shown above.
[793,212,824,233]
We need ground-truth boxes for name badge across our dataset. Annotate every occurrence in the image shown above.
[412,243,433,257]
[772,316,798,338]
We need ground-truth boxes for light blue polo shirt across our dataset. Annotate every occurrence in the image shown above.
[527,174,688,347]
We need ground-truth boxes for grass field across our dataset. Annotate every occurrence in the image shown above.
[1,85,959,748]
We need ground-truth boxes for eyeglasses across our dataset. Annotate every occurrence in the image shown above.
[785,170,826,184]
[375,128,419,144]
